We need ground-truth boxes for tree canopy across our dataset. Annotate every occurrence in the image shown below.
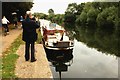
[2,2,33,21]
[48,9,54,15]
[64,2,119,30]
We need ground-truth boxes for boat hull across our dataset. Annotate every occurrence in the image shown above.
[43,45,73,63]
[42,38,74,50]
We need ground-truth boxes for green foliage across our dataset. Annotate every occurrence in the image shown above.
[64,13,76,29]
[34,13,48,19]
[68,2,119,31]
[96,6,118,28]
[47,14,55,22]
[79,11,87,25]
[87,8,99,26]
[99,2,119,10]
[33,12,64,26]
[114,17,120,30]
[75,15,81,26]
[64,13,76,22]
[92,2,101,9]
[2,2,33,21]
[66,3,77,14]
[48,9,54,15]
[76,3,85,15]
[83,2,92,12]
[53,14,64,25]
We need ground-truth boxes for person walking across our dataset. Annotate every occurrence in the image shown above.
[22,11,40,62]
[20,16,24,22]
[2,16,10,36]
[20,16,24,28]
[13,17,18,28]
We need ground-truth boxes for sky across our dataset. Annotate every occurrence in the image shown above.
[31,0,94,14]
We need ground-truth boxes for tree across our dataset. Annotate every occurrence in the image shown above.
[64,13,76,29]
[96,6,118,30]
[2,2,33,21]
[87,7,99,26]
[64,3,78,29]
[47,14,55,22]
[34,13,48,19]
[92,2,100,9]
[83,2,92,13]
[75,2,93,26]
[65,3,77,14]
[78,11,87,26]
[76,3,85,15]
[53,14,64,25]
[48,9,54,15]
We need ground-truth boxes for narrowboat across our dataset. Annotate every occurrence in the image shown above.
[42,22,74,50]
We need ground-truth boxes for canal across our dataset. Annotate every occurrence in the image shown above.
[44,26,119,79]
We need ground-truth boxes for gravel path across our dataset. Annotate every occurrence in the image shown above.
[1,26,53,78]
[15,44,53,78]
[1,28,22,53]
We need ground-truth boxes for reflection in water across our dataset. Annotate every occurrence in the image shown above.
[44,47,73,79]
[71,26,119,57]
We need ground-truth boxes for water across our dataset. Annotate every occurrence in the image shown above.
[44,27,119,78]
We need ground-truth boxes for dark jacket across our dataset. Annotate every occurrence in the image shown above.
[22,18,40,42]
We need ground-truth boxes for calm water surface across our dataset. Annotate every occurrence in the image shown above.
[48,40,118,78]
[44,27,119,78]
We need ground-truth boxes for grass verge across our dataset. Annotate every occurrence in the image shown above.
[2,34,24,78]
